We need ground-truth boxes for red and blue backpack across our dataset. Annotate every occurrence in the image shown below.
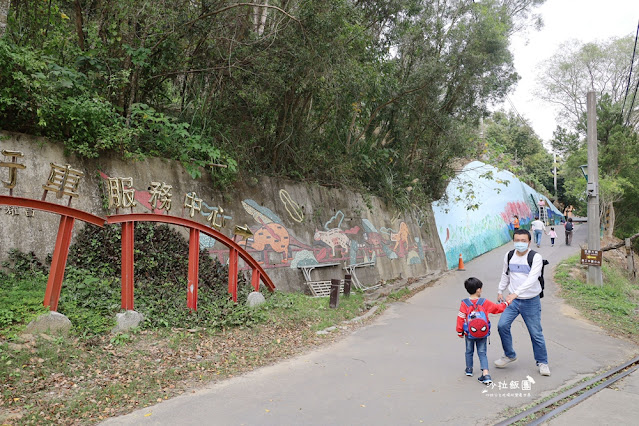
[462,298,490,340]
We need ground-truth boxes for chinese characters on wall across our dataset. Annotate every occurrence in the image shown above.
[2,148,86,212]
[2,146,231,232]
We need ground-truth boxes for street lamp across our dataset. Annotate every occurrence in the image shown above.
[579,164,588,181]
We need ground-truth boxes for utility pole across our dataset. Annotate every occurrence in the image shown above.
[553,152,557,201]
[586,91,603,286]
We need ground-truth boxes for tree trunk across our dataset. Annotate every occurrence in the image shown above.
[0,0,10,36]
[74,0,86,51]
[257,0,269,36]
[605,201,615,238]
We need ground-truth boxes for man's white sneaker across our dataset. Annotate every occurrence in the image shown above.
[494,356,517,368]
[539,363,551,376]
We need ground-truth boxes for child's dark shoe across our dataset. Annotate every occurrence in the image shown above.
[478,374,492,385]
[465,367,473,377]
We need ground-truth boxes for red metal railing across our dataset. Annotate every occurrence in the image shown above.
[1,196,276,312]
[106,213,276,309]
[0,195,105,311]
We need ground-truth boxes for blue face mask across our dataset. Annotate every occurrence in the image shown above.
[514,242,529,252]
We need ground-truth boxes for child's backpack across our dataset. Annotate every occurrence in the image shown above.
[462,298,490,339]
[565,222,574,231]
[506,250,550,298]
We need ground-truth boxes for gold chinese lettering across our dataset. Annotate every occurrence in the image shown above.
[148,182,173,211]
[42,163,84,200]
[206,206,226,230]
[107,177,137,209]
[1,150,26,191]
[183,192,202,218]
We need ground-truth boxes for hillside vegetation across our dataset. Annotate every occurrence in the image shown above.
[0,0,546,208]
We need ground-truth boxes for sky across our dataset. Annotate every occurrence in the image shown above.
[504,0,639,143]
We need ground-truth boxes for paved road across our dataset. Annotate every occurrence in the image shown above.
[104,224,638,425]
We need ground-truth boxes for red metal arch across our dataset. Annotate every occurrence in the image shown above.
[106,213,276,309]
[0,195,106,311]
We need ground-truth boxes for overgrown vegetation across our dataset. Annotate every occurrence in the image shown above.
[0,0,546,207]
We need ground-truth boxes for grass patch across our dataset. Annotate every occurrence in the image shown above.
[554,254,639,342]
[1,280,373,424]
[0,231,379,424]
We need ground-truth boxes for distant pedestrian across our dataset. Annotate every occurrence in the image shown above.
[495,229,550,377]
[456,277,509,385]
[512,215,520,230]
[530,216,546,247]
[547,227,557,247]
[564,205,574,219]
[564,218,574,246]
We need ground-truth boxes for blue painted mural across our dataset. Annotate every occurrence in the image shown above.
[432,161,563,269]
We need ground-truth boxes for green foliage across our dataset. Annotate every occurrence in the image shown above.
[0,275,48,335]
[556,95,639,237]
[259,290,365,331]
[68,223,228,299]
[136,283,264,330]
[66,222,260,331]
[1,249,48,278]
[110,332,132,346]
[57,266,120,336]
[1,0,546,208]
[482,110,554,194]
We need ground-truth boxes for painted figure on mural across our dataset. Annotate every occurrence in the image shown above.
[314,228,350,258]
[251,223,291,264]
[390,222,410,258]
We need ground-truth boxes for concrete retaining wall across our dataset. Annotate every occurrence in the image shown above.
[0,131,446,293]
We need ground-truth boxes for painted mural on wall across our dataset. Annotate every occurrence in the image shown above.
[432,161,564,269]
[203,198,434,271]
[96,171,434,272]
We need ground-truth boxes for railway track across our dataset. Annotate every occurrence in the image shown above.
[495,355,639,425]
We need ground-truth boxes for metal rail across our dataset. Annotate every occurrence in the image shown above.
[495,355,639,425]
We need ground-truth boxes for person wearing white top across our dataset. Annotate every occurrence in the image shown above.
[494,229,550,376]
[530,216,546,247]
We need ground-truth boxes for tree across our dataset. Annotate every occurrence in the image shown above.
[0,0,547,207]
[482,110,554,194]
[557,95,639,237]
[538,36,639,132]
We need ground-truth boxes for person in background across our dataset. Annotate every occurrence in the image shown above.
[565,205,574,219]
[564,218,574,246]
[530,216,546,248]
[547,227,557,247]
[512,215,520,230]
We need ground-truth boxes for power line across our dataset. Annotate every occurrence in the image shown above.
[621,21,639,117]
[505,95,530,129]
[621,20,639,122]
[626,74,639,127]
